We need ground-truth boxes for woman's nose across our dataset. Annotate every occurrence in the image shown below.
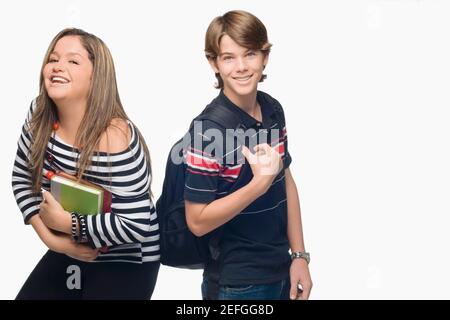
[52,63,64,73]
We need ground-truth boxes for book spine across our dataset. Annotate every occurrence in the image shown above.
[102,190,112,213]
[50,178,61,204]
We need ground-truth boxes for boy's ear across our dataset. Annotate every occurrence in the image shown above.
[208,57,220,73]
[263,52,270,68]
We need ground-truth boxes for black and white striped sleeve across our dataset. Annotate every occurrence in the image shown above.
[11,100,42,224]
[85,192,158,249]
[83,136,159,249]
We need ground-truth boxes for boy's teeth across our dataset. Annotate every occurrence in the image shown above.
[235,76,251,80]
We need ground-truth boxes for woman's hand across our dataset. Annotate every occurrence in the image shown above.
[39,190,71,234]
[29,214,99,262]
[47,231,100,262]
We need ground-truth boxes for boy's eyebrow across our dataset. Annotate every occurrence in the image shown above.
[219,49,255,56]
[219,52,234,56]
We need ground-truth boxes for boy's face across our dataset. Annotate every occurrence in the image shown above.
[210,35,269,101]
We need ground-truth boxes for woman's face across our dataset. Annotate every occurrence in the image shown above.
[43,35,93,104]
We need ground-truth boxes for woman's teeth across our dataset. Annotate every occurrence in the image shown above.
[51,76,69,84]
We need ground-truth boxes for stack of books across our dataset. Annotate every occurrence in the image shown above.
[49,172,112,253]
[50,172,111,215]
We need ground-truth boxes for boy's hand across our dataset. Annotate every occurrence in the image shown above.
[242,143,283,191]
[290,259,313,300]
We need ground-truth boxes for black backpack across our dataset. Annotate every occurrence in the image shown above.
[155,92,286,298]
[156,101,248,269]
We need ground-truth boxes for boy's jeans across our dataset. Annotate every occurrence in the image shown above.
[201,277,291,300]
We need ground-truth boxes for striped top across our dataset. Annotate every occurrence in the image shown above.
[12,100,160,264]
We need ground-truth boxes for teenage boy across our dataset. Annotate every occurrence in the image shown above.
[184,10,312,300]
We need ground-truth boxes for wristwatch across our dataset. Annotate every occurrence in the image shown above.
[291,251,310,264]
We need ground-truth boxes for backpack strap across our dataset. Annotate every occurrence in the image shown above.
[190,103,247,132]
[192,104,249,300]
[194,92,285,131]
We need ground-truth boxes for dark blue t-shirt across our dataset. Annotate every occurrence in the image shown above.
[184,90,292,285]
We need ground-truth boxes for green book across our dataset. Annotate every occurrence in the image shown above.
[50,175,104,215]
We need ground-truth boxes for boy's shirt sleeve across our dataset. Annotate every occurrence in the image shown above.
[183,105,293,203]
[276,103,292,170]
[282,124,292,169]
[184,120,222,204]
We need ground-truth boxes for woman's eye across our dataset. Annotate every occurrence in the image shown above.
[48,59,58,63]
[223,56,233,61]
[69,60,79,65]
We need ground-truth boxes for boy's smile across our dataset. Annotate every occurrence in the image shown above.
[210,35,268,103]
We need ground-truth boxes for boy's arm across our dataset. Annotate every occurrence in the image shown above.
[285,168,313,299]
[286,168,306,252]
[186,175,268,237]
[186,144,282,237]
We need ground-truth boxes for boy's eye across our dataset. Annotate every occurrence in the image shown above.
[246,51,256,57]
[223,56,233,61]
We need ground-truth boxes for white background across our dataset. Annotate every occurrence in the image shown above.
[1,0,450,300]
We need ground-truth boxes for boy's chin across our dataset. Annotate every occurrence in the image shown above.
[228,84,258,97]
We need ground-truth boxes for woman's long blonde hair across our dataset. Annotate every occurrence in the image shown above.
[29,28,152,195]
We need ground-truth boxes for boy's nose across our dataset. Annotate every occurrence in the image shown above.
[236,57,247,71]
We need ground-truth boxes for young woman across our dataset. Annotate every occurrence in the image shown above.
[11,28,160,299]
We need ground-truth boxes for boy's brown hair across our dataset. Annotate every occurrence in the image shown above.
[205,10,272,89]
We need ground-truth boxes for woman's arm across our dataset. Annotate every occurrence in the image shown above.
[28,214,99,262]
[12,101,43,224]
[38,119,157,249]
[11,102,98,261]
